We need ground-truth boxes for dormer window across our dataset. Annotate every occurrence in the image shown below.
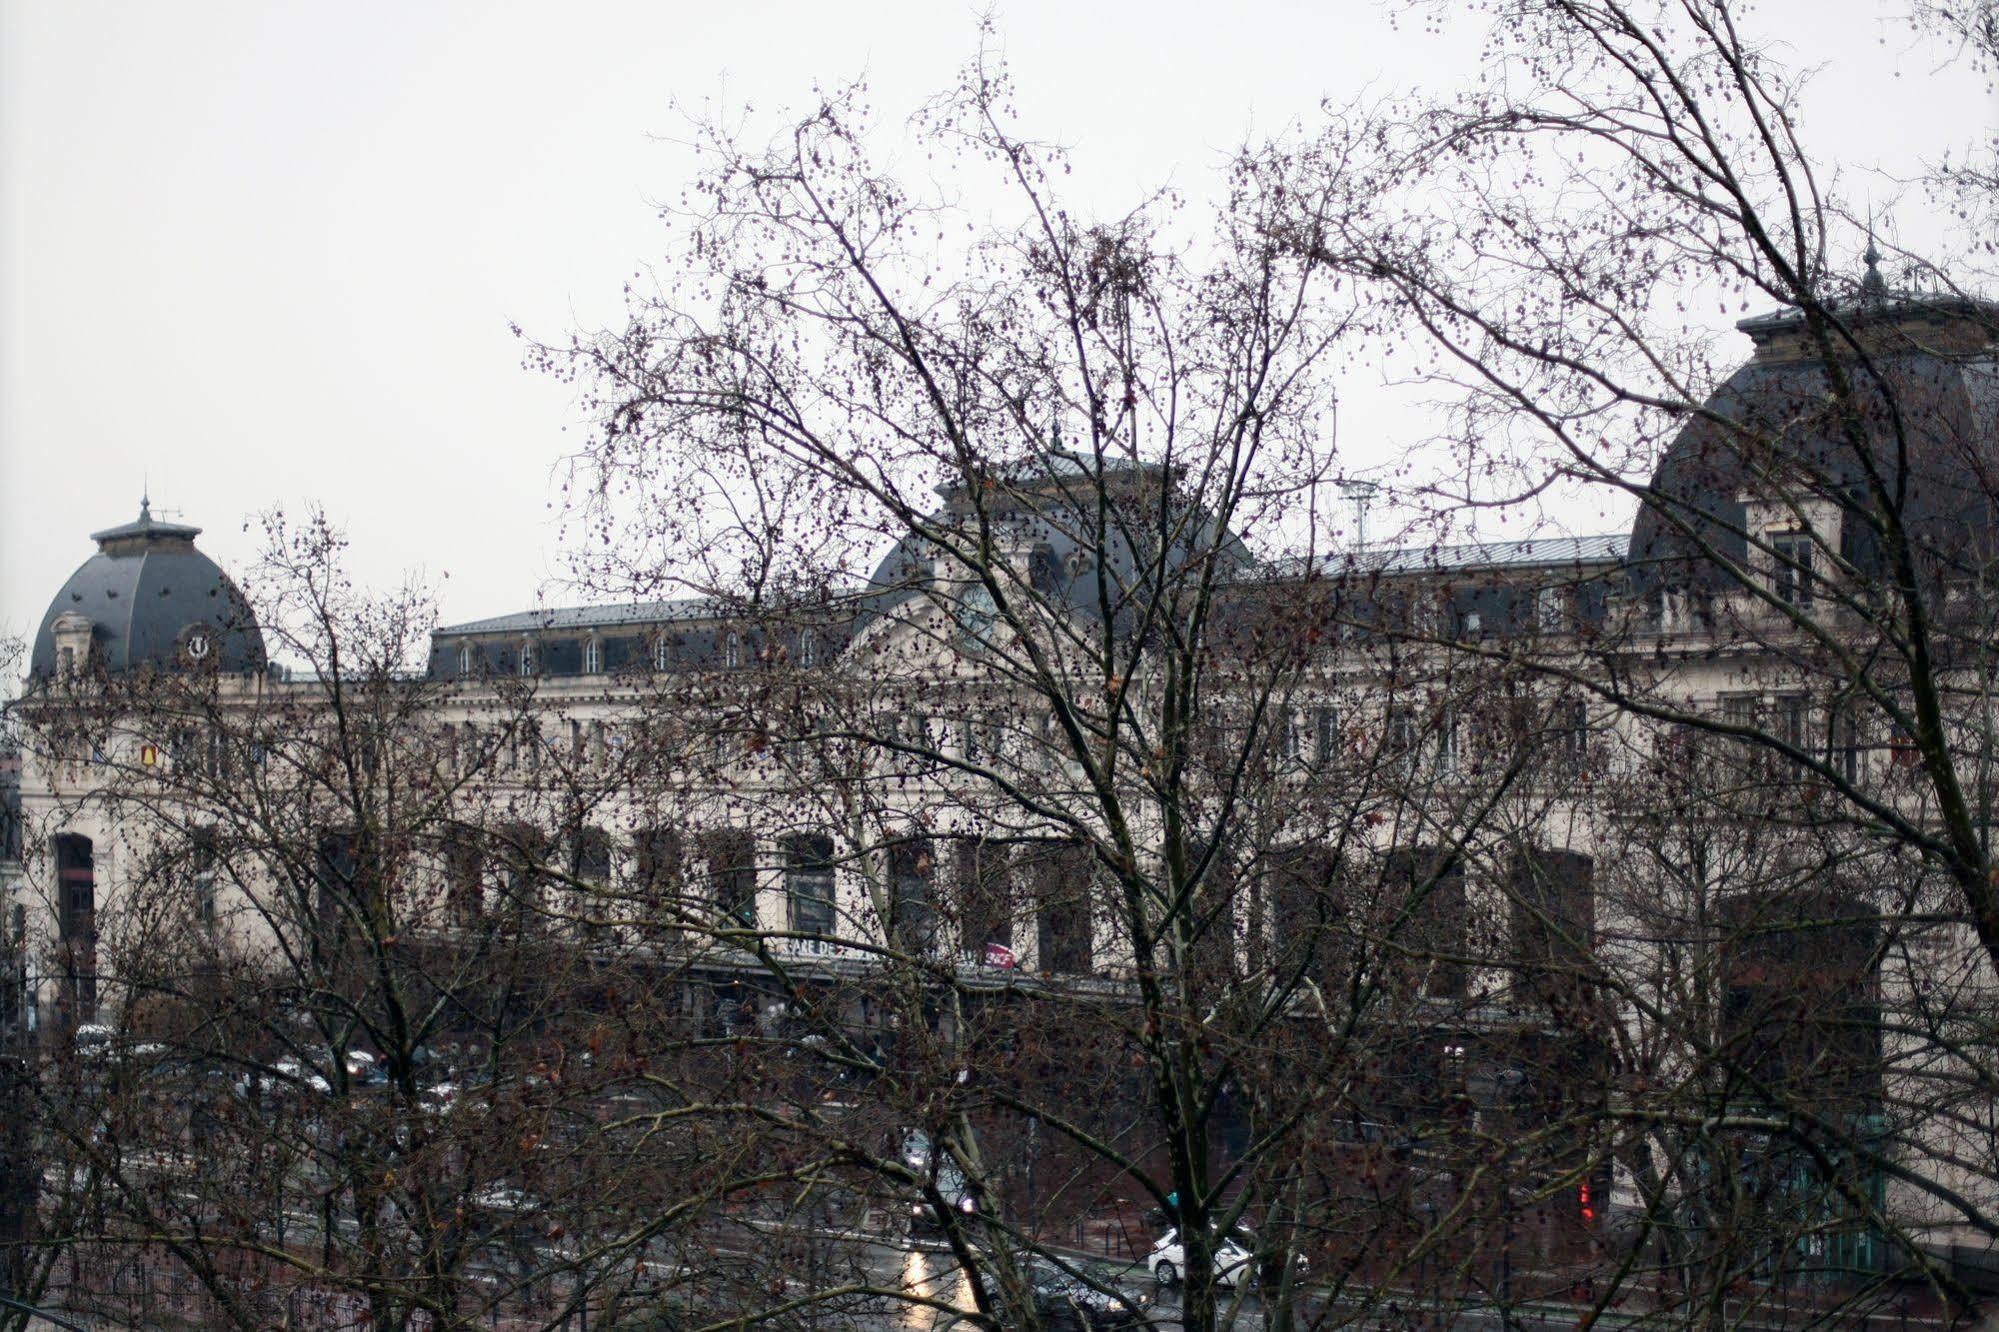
[1770,531,1814,607]
[583,636,602,674]
[723,632,743,669]
[652,636,671,672]
[798,630,817,668]
[456,642,474,675]
[51,611,93,678]
[518,640,536,677]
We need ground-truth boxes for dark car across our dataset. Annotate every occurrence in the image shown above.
[903,1128,982,1235]
[1018,1256,1150,1331]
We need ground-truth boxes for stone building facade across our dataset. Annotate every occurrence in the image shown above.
[10,285,1998,1296]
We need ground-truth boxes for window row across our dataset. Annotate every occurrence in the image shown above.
[442,626,823,680]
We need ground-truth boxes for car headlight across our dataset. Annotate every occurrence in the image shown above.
[958,1195,977,1214]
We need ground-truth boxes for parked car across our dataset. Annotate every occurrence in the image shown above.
[1147,1227,1256,1288]
[271,1056,331,1094]
[418,1080,460,1115]
[341,1049,384,1086]
[1018,1256,1149,1331]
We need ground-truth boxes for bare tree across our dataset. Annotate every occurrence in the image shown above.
[523,44,1662,1331]
[1277,0,1999,1315]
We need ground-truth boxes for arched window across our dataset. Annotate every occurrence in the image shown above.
[583,635,603,674]
[518,639,536,677]
[457,642,474,675]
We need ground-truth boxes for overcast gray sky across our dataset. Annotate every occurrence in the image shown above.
[3,0,1991,657]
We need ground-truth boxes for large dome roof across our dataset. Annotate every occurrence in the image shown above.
[1628,290,1999,595]
[29,502,265,678]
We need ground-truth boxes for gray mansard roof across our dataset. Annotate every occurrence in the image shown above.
[1298,534,1627,579]
[1630,288,1999,595]
[434,597,718,638]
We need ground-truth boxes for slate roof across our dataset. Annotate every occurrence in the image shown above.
[434,598,719,638]
[30,503,265,678]
[1279,534,1626,580]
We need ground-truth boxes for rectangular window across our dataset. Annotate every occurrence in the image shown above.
[1535,585,1569,634]
[1273,709,1303,763]
[446,831,485,925]
[497,827,547,933]
[1267,845,1349,988]
[633,827,682,939]
[1770,532,1815,607]
[1383,847,1466,1000]
[1773,693,1810,752]
[574,828,612,885]
[1434,709,1459,774]
[1718,892,1881,1112]
[953,714,1002,765]
[1026,841,1094,974]
[1720,693,1760,730]
[785,834,837,938]
[1834,705,1863,783]
[888,838,940,955]
[705,829,759,929]
[54,837,97,1026]
[1554,696,1590,765]
[1314,706,1340,765]
[1719,693,1762,767]
[572,827,614,940]
[955,837,1013,955]
[1510,848,1595,1006]
[56,836,94,944]
[190,828,218,925]
[1385,706,1417,756]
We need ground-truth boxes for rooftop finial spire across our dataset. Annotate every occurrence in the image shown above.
[1862,220,1888,298]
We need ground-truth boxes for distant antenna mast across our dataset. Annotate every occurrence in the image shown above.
[1338,480,1379,552]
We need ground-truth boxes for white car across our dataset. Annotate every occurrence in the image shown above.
[272,1057,331,1094]
[1147,1228,1256,1288]
[418,1081,460,1115]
